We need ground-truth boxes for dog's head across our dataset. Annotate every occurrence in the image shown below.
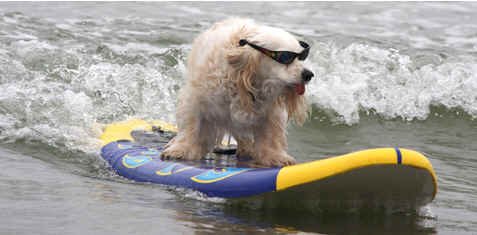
[227,21,312,125]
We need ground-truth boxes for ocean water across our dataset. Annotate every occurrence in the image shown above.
[1,2,476,234]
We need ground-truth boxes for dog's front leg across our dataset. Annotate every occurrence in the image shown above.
[252,110,296,167]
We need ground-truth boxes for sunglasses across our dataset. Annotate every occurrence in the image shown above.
[239,39,310,65]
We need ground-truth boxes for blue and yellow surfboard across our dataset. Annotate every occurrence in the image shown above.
[100,119,437,207]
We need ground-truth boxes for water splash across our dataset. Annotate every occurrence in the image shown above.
[307,42,477,124]
[0,13,186,154]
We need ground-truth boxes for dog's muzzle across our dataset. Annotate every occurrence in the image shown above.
[302,68,314,82]
[293,69,314,96]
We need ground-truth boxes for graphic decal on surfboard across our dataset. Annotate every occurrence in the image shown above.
[191,168,249,183]
[117,142,135,149]
[156,163,193,176]
[140,149,161,156]
[122,155,153,168]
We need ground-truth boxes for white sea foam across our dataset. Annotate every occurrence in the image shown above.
[307,42,477,124]
[0,35,183,153]
[2,15,18,24]
[103,42,170,55]
[4,32,38,41]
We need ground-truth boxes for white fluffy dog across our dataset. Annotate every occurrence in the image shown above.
[161,18,313,167]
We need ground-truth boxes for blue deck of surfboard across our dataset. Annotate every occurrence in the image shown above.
[101,140,280,198]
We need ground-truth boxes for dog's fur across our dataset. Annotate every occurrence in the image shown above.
[161,18,310,167]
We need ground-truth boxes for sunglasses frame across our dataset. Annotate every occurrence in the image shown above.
[239,39,310,65]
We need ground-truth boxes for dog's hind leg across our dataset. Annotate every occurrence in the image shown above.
[161,115,217,161]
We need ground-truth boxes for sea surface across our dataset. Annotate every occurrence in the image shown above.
[1,2,476,234]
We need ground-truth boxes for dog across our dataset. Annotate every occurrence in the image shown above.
[161,18,313,167]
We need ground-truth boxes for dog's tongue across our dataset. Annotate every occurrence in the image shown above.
[295,83,305,95]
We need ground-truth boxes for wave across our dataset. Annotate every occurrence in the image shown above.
[1,11,476,154]
[0,36,184,153]
[307,42,477,124]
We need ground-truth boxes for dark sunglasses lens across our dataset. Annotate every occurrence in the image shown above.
[298,47,309,60]
[276,52,296,64]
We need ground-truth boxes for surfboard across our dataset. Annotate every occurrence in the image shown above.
[100,119,437,210]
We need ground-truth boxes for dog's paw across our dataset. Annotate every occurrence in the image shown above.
[161,145,202,161]
[254,152,296,167]
[161,147,186,160]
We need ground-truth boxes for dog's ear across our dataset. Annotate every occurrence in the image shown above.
[226,39,258,113]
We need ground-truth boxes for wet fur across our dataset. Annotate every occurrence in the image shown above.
[161,18,309,167]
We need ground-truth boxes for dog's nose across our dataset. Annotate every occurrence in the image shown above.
[302,69,314,82]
